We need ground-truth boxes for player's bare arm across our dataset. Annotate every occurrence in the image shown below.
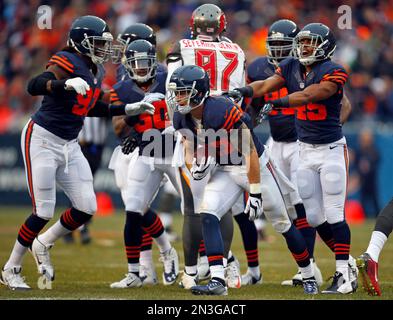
[340,93,352,124]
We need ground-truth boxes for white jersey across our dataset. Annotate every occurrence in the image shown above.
[167,39,246,95]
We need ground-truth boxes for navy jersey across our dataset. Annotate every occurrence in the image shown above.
[116,63,167,82]
[247,57,297,142]
[276,57,348,144]
[111,71,172,157]
[173,96,264,166]
[32,51,105,140]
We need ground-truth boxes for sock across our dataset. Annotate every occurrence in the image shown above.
[199,254,208,264]
[316,221,335,252]
[201,213,224,278]
[294,203,316,259]
[199,240,206,257]
[336,260,349,281]
[143,209,171,253]
[234,212,259,267]
[366,231,388,262]
[299,262,314,279]
[227,251,235,264]
[248,266,261,278]
[16,213,48,248]
[331,221,351,262]
[141,232,153,252]
[210,266,225,282]
[282,224,311,269]
[4,241,29,270]
[140,249,153,266]
[59,207,93,231]
[185,265,197,275]
[124,211,143,276]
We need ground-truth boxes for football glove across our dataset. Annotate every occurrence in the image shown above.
[256,102,274,124]
[142,92,165,104]
[227,86,254,102]
[65,77,90,95]
[190,156,216,180]
[121,135,138,155]
[125,101,155,116]
[244,193,263,221]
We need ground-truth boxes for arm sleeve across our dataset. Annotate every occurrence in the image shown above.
[27,71,67,96]
[321,68,348,88]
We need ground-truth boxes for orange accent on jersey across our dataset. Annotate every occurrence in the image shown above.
[296,103,327,121]
[222,106,243,130]
[49,57,74,74]
[52,55,74,69]
[25,120,36,213]
[134,99,168,133]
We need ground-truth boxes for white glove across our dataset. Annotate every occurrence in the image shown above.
[142,92,165,104]
[161,125,176,136]
[64,77,90,95]
[190,156,216,180]
[125,101,155,116]
[244,189,263,221]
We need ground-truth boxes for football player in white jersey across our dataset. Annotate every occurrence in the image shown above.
[166,4,260,289]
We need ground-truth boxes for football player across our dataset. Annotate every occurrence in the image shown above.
[247,19,323,287]
[169,65,319,296]
[166,3,253,289]
[109,23,175,286]
[108,39,182,288]
[229,23,358,294]
[357,198,393,296]
[0,16,153,290]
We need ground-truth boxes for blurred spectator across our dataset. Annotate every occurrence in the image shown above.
[0,0,393,127]
[356,128,381,218]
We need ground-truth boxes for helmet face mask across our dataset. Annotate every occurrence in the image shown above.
[294,23,336,66]
[122,40,157,83]
[167,82,202,115]
[68,16,114,65]
[266,38,294,65]
[167,65,210,115]
[81,32,113,64]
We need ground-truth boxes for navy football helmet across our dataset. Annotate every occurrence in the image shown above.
[266,19,299,65]
[189,4,226,42]
[113,23,156,63]
[294,23,336,66]
[68,15,113,65]
[122,39,157,83]
[167,65,210,114]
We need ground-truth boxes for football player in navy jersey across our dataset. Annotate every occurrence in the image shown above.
[247,19,324,287]
[0,16,155,290]
[108,39,181,288]
[169,65,319,295]
[113,23,167,82]
[230,23,358,294]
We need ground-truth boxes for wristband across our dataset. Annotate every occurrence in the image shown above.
[250,183,261,194]
[240,85,254,98]
[271,96,289,108]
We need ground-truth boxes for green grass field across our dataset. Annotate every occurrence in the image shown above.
[0,206,392,300]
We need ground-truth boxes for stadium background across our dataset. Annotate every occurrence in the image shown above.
[0,0,392,217]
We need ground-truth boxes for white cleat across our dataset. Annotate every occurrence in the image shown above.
[179,271,199,289]
[241,270,262,285]
[226,257,242,289]
[159,247,179,285]
[110,273,142,288]
[0,266,31,290]
[31,237,55,281]
[140,263,158,285]
[197,257,210,281]
[348,256,359,291]
[281,270,302,286]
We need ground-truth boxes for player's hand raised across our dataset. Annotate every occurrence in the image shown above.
[191,156,216,180]
[244,192,263,221]
[125,101,155,116]
[64,77,90,95]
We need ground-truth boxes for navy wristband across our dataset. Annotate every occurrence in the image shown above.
[271,96,289,108]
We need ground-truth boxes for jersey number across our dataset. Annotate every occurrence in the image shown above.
[296,103,327,121]
[134,100,168,133]
[195,49,239,91]
[72,89,101,116]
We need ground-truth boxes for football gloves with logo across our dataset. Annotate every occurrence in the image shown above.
[244,193,263,221]
[190,156,216,180]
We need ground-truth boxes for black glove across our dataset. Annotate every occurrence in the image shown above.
[121,135,138,155]
[256,102,274,124]
[227,86,254,102]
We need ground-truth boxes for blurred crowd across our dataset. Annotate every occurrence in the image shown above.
[1,0,393,132]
